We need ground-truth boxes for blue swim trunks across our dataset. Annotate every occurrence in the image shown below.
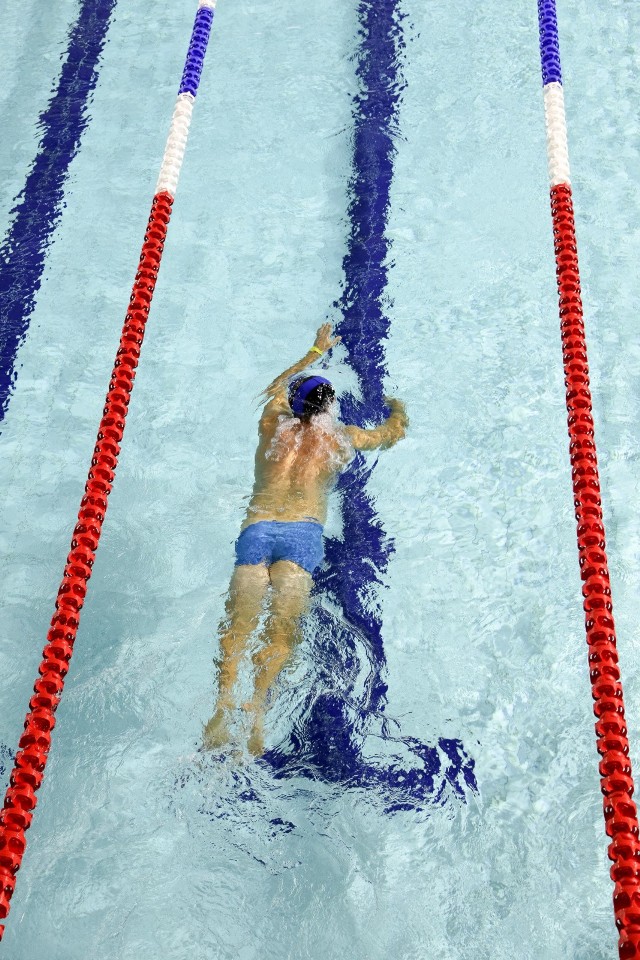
[235,520,324,575]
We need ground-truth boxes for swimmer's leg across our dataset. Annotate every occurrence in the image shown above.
[204,563,270,750]
[247,559,312,755]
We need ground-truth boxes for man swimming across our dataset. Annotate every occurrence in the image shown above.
[204,323,408,755]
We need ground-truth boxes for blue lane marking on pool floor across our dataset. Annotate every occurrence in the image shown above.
[0,0,118,427]
[261,0,477,809]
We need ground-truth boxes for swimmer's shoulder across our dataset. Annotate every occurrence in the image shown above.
[259,392,292,432]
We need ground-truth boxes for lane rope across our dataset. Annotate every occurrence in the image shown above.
[537,3,640,956]
[0,0,216,939]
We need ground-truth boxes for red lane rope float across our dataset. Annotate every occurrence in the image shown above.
[0,191,173,935]
[552,185,640,957]
[538,1,640,952]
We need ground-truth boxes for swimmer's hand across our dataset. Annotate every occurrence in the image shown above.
[263,323,341,401]
[345,396,408,451]
[384,396,409,428]
[380,396,408,447]
[313,322,341,354]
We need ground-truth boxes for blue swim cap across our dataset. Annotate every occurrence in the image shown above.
[288,375,335,418]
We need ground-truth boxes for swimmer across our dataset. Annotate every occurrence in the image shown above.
[204,323,408,755]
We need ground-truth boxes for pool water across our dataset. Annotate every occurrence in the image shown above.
[2,0,640,957]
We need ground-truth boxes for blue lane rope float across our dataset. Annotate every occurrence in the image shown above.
[180,5,214,96]
[0,0,216,938]
[538,0,562,85]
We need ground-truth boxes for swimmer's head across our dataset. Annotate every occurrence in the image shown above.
[288,376,336,421]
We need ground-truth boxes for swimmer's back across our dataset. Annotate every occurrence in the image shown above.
[244,412,352,528]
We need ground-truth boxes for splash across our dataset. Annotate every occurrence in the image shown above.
[265,409,354,471]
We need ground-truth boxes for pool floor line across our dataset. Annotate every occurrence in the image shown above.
[0,0,118,428]
[299,0,476,798]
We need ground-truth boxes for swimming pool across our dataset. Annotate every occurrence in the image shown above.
[2,0,640,956]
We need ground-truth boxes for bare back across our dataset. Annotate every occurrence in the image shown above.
[242,404,353,529]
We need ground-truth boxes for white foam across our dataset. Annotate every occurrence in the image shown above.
[266,408,354,469]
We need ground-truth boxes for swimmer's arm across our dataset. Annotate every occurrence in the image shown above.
[344,397,408,451]
[264,323,341,399]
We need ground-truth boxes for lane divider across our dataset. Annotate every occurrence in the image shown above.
[0,0,216,939]
[537,3,640,957]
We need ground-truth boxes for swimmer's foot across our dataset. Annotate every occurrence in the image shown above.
[247,722,265,758]
[203,707,231,751]
[243,701,265,757]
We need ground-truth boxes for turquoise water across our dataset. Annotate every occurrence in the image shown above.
[2,0,640,956]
